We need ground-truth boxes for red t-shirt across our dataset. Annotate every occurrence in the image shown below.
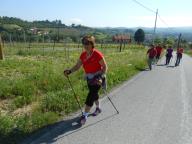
[177,48,184,54]
[156,46,163,55]
[80,49,104,74]
[147,48,157,58]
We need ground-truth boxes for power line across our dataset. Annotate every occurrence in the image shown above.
[132,0,156,13]
[153,9,158,43]
[132,0,171,29]
[132,0,179,38]
[157,14,170,28]
[133,0,170,32]
[157,14,176,34]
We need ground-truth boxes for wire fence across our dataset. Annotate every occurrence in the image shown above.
[2,40,142,58]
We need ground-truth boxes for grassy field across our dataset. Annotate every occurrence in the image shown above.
[0,43,147,143]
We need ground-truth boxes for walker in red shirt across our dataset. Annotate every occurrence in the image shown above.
[80,49,104,74]
[155,45,163,60]
[175,47,184,66]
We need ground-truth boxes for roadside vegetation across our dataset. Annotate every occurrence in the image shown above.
[185,49,192,56]
[1,16,192,144]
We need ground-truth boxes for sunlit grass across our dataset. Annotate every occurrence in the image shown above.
[0,43,147,143]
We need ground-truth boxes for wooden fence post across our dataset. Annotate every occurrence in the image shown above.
[0,35,4,60]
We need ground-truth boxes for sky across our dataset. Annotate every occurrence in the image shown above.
[1,0,192,28]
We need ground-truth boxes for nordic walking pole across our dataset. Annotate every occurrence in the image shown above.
[103,89,119,114]
[66,76,83,115]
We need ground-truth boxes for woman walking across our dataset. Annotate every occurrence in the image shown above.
[64,35,107,125]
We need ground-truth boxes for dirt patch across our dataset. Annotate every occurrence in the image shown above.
[12,102,38,117]
[0,99,10,115]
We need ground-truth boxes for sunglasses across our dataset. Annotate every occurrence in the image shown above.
[82,40,91,45]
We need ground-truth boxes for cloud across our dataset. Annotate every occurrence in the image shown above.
[129,15,192,27]
[128,16,154,22]
[64,18,83,26]
[157,16,192,27]
[128,16,156,27]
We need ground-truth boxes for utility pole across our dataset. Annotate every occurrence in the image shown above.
[0,35,4,60]
[23,29,26,45]
[177,33,182,48]
[9,33,12,46]
[153,9,158,44]
[57,24,59,42]
[56,20,60,42]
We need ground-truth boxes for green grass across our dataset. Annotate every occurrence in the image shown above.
[2,24,21,30]
[0,43,147,143]
[185,49,192,56]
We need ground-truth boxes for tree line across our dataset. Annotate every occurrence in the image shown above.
[0,16,191,48]
[0,16,132,43]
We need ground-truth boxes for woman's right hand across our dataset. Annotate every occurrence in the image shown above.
[64,69,72,77]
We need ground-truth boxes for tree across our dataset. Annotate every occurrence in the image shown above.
[189,43,192,49]
[165,37,175,46]
[134,28,145,44]
[154,37,162,44]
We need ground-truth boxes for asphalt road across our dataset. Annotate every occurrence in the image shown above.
[25,53,192,144]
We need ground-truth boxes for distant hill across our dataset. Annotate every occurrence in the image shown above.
[0,16,192,42]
